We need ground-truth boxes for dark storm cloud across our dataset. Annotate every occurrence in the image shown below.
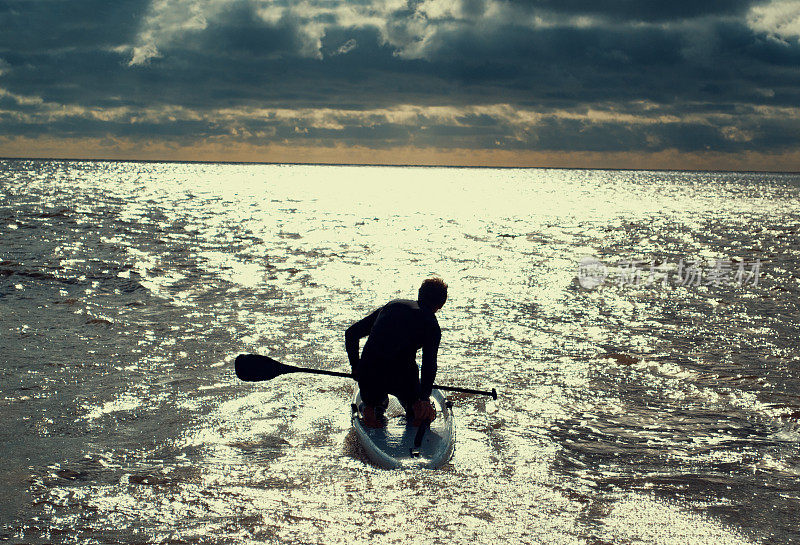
[503,0,768,22]
[422,18,800,106]
[0,114,219,140]
[0,0,798,156]
[181,2,306,58]
[0,0,150,53]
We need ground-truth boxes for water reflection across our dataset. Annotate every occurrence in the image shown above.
[1,160,798,543]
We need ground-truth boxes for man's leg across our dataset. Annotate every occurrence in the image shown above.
[389,365,423,419]
[358,370,389,428]
[389,364,436,426]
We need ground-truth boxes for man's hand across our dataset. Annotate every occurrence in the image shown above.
[411,398,436,427]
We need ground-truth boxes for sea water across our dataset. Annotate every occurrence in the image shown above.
[1,160,799,544]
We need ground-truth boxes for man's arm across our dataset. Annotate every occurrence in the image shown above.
[345,308,380,376]
[418,323,441,399]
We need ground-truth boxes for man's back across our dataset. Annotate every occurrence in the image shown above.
[361,299,439,365]
[346,298,441,400]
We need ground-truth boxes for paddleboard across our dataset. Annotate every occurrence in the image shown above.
[351,388,455,469]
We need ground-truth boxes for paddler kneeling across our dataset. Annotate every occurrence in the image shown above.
[345,278,447,428]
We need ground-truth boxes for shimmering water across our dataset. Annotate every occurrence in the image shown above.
[1,160,799,544]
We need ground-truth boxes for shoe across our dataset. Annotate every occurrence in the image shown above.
[362,404,386,428]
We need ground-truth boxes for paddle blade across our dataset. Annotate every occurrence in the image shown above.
[234,354,295,382]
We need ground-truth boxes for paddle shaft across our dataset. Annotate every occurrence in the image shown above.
[267,360,498,400]
[283,366,352,379]
[411,421,431,456]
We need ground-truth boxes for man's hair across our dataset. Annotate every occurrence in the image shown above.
[418,277,448,309]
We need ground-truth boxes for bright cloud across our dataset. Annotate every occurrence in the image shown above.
[748,0,800,43]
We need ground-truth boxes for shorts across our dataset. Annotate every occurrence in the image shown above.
[357,359,420,411]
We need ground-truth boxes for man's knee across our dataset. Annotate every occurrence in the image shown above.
[358,378,389,408]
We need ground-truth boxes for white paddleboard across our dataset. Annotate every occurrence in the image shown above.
[351,388,455,469]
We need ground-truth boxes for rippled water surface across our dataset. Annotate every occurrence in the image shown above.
[1,160,799,544]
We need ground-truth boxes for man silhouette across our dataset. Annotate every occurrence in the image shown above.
[345,278,447,428]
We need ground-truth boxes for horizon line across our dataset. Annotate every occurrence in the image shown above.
[2,156,798,176]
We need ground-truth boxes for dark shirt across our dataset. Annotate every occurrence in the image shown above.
[345,299,441,399]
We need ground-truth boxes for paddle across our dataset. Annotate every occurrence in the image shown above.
[234,353,498,400]
[410,421,431,457]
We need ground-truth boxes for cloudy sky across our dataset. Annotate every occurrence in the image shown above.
[1,0,800,170]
